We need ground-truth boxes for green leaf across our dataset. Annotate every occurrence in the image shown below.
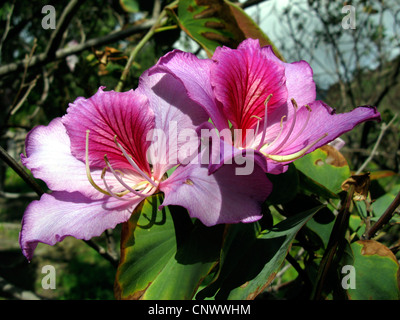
[175,0,284,58]
[114,194,224,300]
[119,0,140,13]
[294,145,351,197]
[197,205,323,300]
[371,184,400,221]
[346,240,400,300]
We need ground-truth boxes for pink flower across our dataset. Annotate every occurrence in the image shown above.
[151,38,381,174]
[19,68,272,261]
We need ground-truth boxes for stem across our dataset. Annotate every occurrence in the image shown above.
[363,190,400,240]
[311,185,354,300]
[114,6,170,92]
[0,145,44,197]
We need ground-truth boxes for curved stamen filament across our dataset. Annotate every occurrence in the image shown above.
[257,94,273,151]
[85,130,112,197]
[268,98,298,154]
[113,136,158,188]
[262,115,286,151]
[101,168,131,201]
[249,115,261,147]
[285,104,312,148]
[104,155,151,198]
[263,133,328,162]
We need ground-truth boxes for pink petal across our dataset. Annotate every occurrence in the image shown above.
[255,39,316,116]
[150,50,229,132]
[159,159,272,226]
[62,87,154,174]
[211,39,287,131]
[21,118,139,199]
[137,70,209,179]
[19,191,141,261]
[262,102,381,162]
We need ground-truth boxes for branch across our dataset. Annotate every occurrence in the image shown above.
[356,114,398,174]
[363,190,400,240]
[44,0,86,61]
[115,1,178,92]
[0,19,156,78]
[0,145,44,197]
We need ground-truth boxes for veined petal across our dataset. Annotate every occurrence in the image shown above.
[211,39,287,131]
[256,40,316,120]
[137,70,209,179]
[62,87,154,174]
[150,49,229,132]
[19,191,141,261]
[159,156,272,226]
[21,118,134,199]
[261,101,381,163]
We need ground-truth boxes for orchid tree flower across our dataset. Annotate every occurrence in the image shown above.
[151,38,381,175]
[19,69,272,261]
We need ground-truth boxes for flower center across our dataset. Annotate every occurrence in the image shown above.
[85,130,159,200]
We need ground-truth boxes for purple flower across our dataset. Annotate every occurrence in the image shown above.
[19,68,272,261]
[151,38,381,174]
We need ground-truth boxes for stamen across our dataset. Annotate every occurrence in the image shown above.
[268,98,298,154]
[101,168,130,201]
[85,130,112,197]
[257,94,273,151]
[104,155,149,198]
[285,104,312,148]
[262,115,286,151]
[263,133,328,162]
[113,136,158,188]
[250,115,261,147]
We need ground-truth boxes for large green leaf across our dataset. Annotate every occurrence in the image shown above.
[114,194,224,300]
[294,145,351,197]
[346,240,400,300]
[197,205,323,300]
[175,0,284,58]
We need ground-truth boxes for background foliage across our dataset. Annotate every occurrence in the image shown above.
[0,0,399,300]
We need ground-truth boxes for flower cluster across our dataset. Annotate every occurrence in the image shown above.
[19,39,380,261]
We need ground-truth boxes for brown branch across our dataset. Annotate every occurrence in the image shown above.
[0,145,45,197]
[363,190,400,240]
[44,0,86,61]
[0,18,156,78]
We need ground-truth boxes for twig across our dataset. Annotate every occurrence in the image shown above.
[83,240,119,268]
[44,0,85,61]
[356,114,398,175]
[0,19,157,78]
[0,145,44,197]
[0,2,15,61]
[114,1,177,92]
[311,185,354,300]
[10,76,39,116]
[363,190,400,240]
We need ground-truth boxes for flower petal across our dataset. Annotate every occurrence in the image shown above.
[62,87,154,174]
[150,49,229,132]
[256,40,316,114]
[211,39,287,131]
[21,117,141,199]
[137,70,209,179]
[159,158,272,226]
[19,191,140,261]
[262,102,381,163]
